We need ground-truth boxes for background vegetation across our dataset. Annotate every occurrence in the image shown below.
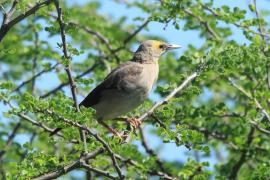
[0,0,270,179]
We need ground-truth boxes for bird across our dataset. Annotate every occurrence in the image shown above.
[79,40,181,137]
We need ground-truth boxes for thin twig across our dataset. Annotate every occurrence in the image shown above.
[113,19,150,52]
[18,113,67,139]
[123,19,150,45]
[253,0,265,41]
[186,123,238,150]
[139,126,166,172]
[12,63,60,93]
[7,0,18,17]
[183,9,220,40]
[200,3,270,39]
[72,22,121,63]
[40,62,98,98]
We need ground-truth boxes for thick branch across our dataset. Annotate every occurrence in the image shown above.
[0,121,21,159]
[229,127,255,179]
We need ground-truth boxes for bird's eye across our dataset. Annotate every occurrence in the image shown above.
[159,44,166,49]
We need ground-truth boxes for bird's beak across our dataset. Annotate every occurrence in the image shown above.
[166,44,182,50]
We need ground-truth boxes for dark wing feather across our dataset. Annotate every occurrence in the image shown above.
[79,61,142,108]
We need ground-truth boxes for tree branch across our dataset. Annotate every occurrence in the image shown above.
[0,121,21,159]
[81,162,116,180]
[138,126,166,172]
[115,153,176,179]
[183,9,220,40]
[253,0,265,41]
[228,77,270,123]
[54,0,78,109]
[71,22,121,63]
[249,120,270,135]
[229,127,255,179]
[0,94,71,141]
[53,0,87,153]
[1,0,18,26]
[200,3,270,39]
[40,62,98,98]
[123,19,150,45]
[32,148,104,180]
[113,18,150,52]
[12,63,60,93]
[43,109,124,179]
[139,71,199,122]
[0,0,53,42]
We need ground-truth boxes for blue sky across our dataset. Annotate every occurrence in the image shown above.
[1,0,270,178]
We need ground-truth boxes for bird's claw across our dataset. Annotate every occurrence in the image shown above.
[127,118,141,128]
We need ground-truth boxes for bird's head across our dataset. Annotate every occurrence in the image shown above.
[133,40,181,63]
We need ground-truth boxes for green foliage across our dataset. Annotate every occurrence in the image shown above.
[0,0,270,179]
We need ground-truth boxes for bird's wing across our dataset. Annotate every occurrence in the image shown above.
[79,61,143,108]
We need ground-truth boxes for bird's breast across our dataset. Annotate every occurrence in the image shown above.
[136,63,159,96]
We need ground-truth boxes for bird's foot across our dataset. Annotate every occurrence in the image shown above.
[112,130,130,144]
[126,118,141,128]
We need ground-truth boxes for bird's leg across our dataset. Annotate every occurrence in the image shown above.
[98,120,121,136]
[97,120,129,141]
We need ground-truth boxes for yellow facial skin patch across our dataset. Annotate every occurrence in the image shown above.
[151,40,165,49]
